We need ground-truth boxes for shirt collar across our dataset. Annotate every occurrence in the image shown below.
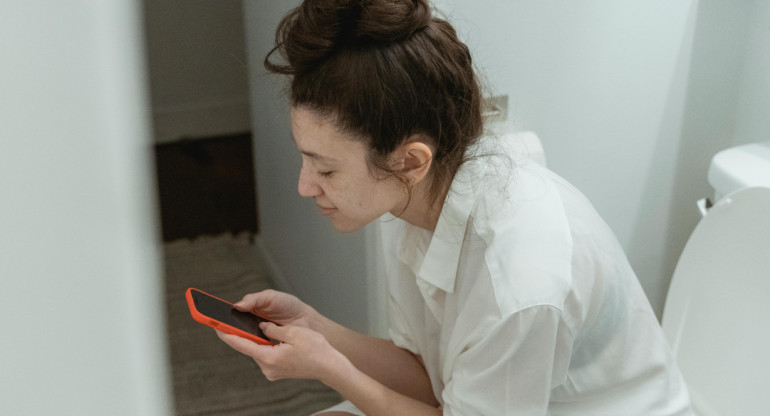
[413,166,477,294]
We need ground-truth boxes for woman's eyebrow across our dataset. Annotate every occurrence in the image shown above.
[301,150,337,163]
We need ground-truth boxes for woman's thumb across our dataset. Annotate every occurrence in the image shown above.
[260,321,285,341]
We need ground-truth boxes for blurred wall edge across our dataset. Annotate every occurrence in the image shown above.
[0,1,173,415]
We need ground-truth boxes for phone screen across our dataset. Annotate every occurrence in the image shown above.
[190,289,271,341]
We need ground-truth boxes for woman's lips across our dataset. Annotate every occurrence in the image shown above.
[317,205,337,215]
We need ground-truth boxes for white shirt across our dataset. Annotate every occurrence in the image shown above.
[382,141,692,415]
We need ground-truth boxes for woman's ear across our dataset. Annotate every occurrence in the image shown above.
[390,136,434,184]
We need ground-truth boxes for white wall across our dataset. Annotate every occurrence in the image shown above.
[436,0,763,318]
[0,2,171,414]
[733,0,770,146]
[144,0,251,143]
[243,0,374,334]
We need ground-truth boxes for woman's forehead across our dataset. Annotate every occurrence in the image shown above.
[291,109,369,163]
[292,109,362,148]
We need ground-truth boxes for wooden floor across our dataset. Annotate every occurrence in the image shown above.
[154,133,258,241]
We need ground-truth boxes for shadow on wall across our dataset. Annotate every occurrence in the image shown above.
[628,0,752,319]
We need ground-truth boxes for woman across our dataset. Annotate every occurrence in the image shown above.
[216,0,692,414]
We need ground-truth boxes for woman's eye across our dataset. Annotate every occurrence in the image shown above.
[319,171,334,178]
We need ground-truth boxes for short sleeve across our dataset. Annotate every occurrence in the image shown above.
[388,290,419,354]
[442,305,574,416]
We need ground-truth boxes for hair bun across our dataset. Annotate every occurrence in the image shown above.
[355,0,432,42]
[267,0,432,74]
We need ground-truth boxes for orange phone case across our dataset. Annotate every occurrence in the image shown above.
[185,287,276,345]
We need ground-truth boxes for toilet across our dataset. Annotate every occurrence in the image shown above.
[661,141,770,416]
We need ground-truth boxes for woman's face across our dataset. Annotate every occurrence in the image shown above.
[291,107,406,233]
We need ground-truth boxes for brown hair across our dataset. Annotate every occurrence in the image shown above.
[265,0,484,209]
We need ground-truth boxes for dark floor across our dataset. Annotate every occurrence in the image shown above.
[154,133,258,241]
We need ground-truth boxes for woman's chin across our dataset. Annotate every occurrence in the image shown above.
[329,217,367,233]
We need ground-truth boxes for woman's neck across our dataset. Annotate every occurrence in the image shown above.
[393,179,449,232]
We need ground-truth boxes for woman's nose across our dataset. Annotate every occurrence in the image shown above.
[297,167,321,198]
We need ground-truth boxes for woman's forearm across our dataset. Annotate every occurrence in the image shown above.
[310,310,439,407]
[322,354,442,416]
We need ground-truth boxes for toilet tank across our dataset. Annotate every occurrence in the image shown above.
[708,141,770,201]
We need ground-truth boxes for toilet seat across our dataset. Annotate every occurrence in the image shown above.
[662,186,770,416]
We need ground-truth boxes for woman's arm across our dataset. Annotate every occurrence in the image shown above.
[321,349,442,416]
[217,323,441,416]
[312,311,438,407]
[228,290,438,407]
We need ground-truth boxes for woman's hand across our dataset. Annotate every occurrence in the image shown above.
[232,289,317,329]
[217,290,440,414]
[223,289,349,381]
[217,325,441,416]
[216,323,351,382]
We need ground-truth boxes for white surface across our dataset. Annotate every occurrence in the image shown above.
[708,141,770,200]
[312,400,366,416]
[662,186,770,416]
[733,0,770,146]
[0,2,172,415]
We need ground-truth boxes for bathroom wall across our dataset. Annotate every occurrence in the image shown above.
[144,0,250,143]
[1,1,171,414]
[733,0,770,147]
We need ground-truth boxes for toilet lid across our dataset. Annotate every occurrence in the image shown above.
[662,186,770,416]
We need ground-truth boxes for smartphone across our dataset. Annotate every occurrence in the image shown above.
[185,288,277,345]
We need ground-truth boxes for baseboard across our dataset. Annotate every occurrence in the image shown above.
[152,98,251,144]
